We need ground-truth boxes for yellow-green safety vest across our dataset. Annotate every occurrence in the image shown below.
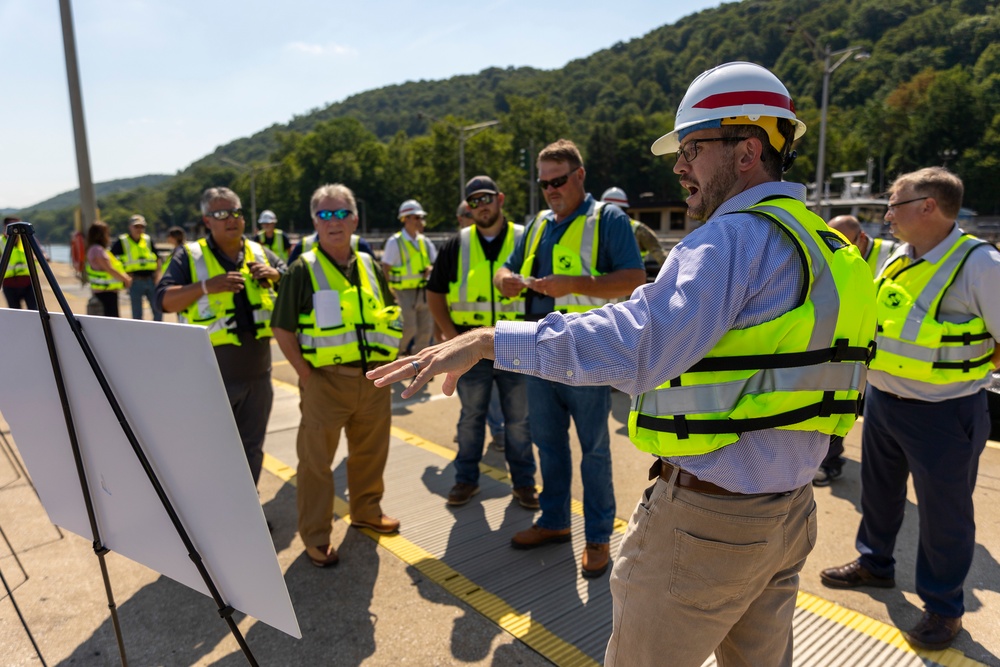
[1,237,29,278]
[869,234,995,384]
[388,232,430,289]
[446,222,525,325]
[519,202,609,314]
[178,238,275,346]
[296,249,402,367]
[117,233,159,272]
[628,198,878,457]
[866,237,899,277]
[86,249,126,291]
[256,228,289,262]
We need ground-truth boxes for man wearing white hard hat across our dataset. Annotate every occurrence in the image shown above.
[367,61,877,665]
[255,209,290,262]
[381,199,438,354]
[599,187,666,277]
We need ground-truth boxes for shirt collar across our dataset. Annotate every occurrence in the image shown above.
[546,193,596,224]
[709,181,808,221]
[906,223,962,264]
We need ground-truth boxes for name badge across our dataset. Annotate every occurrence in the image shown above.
[314,290,343,329]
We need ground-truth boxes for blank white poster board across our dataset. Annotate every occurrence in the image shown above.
[0,308,300,638]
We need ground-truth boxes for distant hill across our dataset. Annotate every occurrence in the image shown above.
[20,174,171,213]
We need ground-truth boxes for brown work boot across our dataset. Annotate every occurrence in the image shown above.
[512,486,540,510]
[581,542,610,578]
[352,514,401,534]
[305,544,339,568]
[511,524,571,550]
[904,611,963,650]
[447,483,480,506]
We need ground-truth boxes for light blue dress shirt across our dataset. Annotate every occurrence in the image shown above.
[495,181,835,493]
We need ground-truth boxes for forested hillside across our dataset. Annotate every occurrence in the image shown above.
[22,0,1000,242]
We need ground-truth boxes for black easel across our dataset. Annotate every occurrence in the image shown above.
[0,222,259,667]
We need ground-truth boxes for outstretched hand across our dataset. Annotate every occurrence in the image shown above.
[367,328,495,398]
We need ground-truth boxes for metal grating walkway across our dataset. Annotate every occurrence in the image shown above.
[264,415,986,667]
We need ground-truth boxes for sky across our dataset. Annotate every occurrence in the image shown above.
[0,0,724,209]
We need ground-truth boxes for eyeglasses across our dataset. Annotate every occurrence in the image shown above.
[208,208,243,220]
[467,194,495,209]
[885,196,927,213]
[537,168,579,191]
[675,137,749,163]
[315,209,353,221]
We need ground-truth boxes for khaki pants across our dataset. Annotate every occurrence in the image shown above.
[395,287,433,354]
[296,365,392,549]
[605,471,817,667]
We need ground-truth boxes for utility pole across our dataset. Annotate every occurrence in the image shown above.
[220,158,278,236]
[458,120,501,201]
[59,0,98,233]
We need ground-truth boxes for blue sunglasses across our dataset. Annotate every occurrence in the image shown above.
[315,209,353,221]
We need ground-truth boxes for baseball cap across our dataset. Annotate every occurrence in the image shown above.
[129,214,146,227]
[465,175,499,200]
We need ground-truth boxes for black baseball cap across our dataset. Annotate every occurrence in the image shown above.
[465,175,499,200]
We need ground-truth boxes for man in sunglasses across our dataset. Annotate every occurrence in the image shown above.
[272,183,403,567]
[381,199,438,356]
[156,186,286,494]
[492,139,645,579]
[426,176,536,509]
[369,62,877,665]
[822,167,1000,651]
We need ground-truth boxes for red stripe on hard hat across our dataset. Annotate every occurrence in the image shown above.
[694,91,795,113]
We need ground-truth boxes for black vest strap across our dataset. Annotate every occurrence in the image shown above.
[686,342,870,373]
[635,398,859,437]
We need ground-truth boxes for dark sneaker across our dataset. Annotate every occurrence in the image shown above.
[812,466,842,487]
[511,524,571,549]
[820,560,895,589]
[490,431,505,452]
[904,611,962,650]
[581,542,610,578]
[512,485,540,510]
[447,483,480,506]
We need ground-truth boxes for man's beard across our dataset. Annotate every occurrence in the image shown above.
[687,163,739,222]
[475,208,502,228]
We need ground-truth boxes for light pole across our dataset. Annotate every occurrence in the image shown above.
[790,22,869,211]
[220,157,278,236]
[458,120,501,201]
[59,0,98,233]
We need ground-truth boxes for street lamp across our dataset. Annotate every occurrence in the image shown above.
[789,22,869,211]
[220,157,279,236]
[459,120,500,201]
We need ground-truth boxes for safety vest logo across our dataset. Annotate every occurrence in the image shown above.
[558,256,573,270]
[883,291,903,308]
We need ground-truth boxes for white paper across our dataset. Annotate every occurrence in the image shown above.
[0,309,300,638]
[313,289,343,328]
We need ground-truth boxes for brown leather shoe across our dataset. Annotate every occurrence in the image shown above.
[447,483,480,506]
[820,560,895,589]
[581,542,610,578]
[511,524,571,549]
[512,486,540,510]
[352,514,401,534]
[305,544,339,568]
[904,611,962,650]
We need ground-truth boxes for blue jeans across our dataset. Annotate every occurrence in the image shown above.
[454,359,534,488]
[129,275,162,321]
[527,376,614,544]
[486,384,504,437]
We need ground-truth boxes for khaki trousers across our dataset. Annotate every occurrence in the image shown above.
[296,365,392,549]
[605,470,817,667]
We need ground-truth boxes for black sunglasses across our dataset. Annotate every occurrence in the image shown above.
[675,137,748,163]
[537,167,579,191]
[467,194,495,209]
[208,208,243,220]
[885,196,928,213]
[315,209,353,221]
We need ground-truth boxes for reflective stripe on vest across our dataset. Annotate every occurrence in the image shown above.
[256,229,289,261]
[388,232,431,289]
[628,198,878,457]
[178,239,274,346]
[296,250,401,366]
[1,238,30,278]
[866,237,899,277]
[86,249,126,291]
[519,202,608,313]
[117,233,158,272]
[870,234,994,383]
[447,222,525,325]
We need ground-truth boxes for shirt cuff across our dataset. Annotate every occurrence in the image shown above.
[494,320,538,374]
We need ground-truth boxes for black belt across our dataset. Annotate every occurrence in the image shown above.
[649,459,746,496]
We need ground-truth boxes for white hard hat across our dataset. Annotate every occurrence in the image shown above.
[398,199,427,219]
[258,209,277,224]
[600,187,629,208]
[651,61,807,156]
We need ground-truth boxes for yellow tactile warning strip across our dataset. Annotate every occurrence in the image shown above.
[262,380,985,667]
